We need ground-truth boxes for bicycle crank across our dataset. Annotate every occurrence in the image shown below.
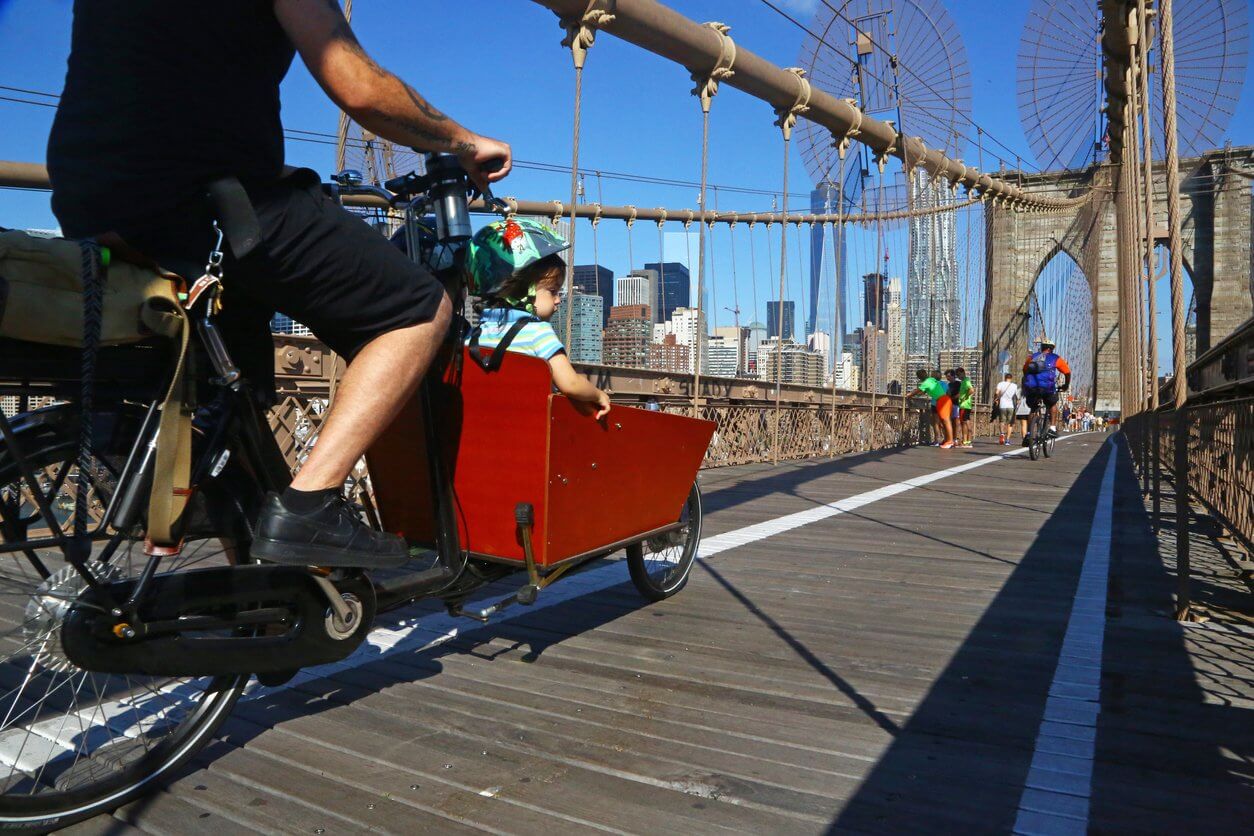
[60,564,376,677]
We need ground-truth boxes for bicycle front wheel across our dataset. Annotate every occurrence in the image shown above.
[0,409,249,832]
[627,481,702,601]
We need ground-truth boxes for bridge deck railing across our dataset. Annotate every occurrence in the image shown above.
[1123,315,1254,616]
[272,334,959,472]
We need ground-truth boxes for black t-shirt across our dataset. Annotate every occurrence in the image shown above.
[47,0,295,237]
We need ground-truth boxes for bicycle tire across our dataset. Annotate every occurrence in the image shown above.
[0,406,250,833]
[1028,412,1043,461]
[627,481,702,602]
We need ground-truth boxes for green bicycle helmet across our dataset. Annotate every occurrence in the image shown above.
[466,218,570,302]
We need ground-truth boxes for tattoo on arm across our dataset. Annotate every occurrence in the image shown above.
[404,86,448,123]
[321,0,388,77]
[314,0,469,152]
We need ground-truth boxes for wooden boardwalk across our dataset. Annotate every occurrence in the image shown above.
[66,434,1252,834]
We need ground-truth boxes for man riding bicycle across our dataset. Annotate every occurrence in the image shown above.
[1021,337,1071,440]
[47,1,511,570]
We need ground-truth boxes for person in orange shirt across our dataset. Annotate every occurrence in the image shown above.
[1021,338,1071,439]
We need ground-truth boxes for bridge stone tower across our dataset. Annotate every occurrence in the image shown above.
[981,147,1254,414]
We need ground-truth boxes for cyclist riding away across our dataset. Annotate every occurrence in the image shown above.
[47,0,511,569]
[1021,337,1071,441]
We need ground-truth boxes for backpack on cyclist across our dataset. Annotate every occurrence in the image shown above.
[1024,351,1059,391]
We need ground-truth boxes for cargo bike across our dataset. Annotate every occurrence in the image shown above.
[0,155,714,831]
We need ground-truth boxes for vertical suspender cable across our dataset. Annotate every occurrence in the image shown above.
[1127,63,1147,414]
[689,21,735,415]
[1159,0,1192,619]
[1137,0,1159,410]
[830,154,847,455]
[558,6,611,348]
[771,67,810,465]
[692,106,712,416]
[773,142,791,465]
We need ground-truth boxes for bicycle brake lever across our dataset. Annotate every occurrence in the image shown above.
[474,183,511,216]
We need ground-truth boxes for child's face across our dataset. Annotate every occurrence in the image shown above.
[533,272,564,320]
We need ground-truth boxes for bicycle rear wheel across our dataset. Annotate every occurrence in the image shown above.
[0,409,249,832]
[1027,412,1043,461]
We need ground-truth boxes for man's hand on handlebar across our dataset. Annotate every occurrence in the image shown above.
[457,133,512,193]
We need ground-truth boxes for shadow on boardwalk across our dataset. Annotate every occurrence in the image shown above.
[828,439,1251,833]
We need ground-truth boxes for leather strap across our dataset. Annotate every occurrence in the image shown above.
[145,298,192,549]
[467,315,537,371]
[205,177,262,260]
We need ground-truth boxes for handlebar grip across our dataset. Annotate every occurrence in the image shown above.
[514,502,534,527]
[480,158,506,175]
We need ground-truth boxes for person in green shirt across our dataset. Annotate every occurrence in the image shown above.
[908,368,955,448]
[956,367,975,447]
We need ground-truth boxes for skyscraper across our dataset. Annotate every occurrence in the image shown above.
[617,271,658,321]
[807,331,831,381]
[886,278,905,393]
[572,264,613,326]
[862,272,889,333]
[757,338,826,387]
[713,325,750,377]
[705,336,739,378]
[652,306,707,373]
[746,321,768,377]
[906,168,961,367]
[602,304,651,368]
[553,293,603,364]
[860,328,889,393]
[766,300,796,341]
[808,183,845,341]
[643,261,690,323]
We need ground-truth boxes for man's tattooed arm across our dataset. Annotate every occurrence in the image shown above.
[278,0,509,185]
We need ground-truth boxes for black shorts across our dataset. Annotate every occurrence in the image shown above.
[111,168,445,362]
[1024,389,1059,411]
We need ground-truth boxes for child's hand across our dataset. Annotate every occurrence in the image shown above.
[593,389,611,420]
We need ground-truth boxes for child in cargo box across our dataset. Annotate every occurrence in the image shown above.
[464,218,611,419]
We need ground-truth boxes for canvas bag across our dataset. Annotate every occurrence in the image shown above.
[0,229,185,346]
[0,229,193,547]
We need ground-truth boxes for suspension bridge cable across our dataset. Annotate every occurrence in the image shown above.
[758,0,1036,173]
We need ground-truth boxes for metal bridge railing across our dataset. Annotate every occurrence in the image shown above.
[271,334,949,473]
[1123,315,1254,618]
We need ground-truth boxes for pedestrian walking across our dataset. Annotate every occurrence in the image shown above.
[1015,386,1031,442]
[994,373,1018,445]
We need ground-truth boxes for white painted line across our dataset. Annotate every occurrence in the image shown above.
[249,436,1092,697]
[2,437,1103,784]
[1013,440,1117,836]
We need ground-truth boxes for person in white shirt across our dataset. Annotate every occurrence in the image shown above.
[1015,386,1032,441]
[994,373,1019,446]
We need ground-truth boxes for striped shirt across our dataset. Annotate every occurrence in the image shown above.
[468,307,565,361]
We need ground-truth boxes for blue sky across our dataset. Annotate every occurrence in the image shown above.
[1,0,1250,366]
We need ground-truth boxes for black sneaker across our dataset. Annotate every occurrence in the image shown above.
[252,492,409,569]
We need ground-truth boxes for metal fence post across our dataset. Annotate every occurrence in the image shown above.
[1174,406,1191,620]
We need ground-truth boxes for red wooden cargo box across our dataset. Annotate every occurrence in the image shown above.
[367,348,715,568]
